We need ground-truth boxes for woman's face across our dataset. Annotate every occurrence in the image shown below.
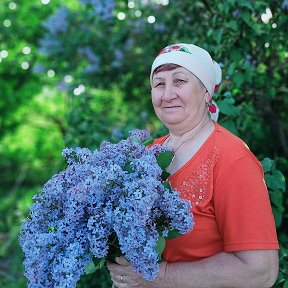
[151,66,209,128]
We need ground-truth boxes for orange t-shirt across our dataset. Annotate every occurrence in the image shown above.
[152,123,279,263]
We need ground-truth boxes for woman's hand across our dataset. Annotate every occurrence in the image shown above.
[107,256,148,287]
[107,256,167,288]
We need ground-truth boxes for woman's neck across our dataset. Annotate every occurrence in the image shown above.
[167,115,211,141]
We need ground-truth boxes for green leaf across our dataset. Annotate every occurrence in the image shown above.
[163,181,172,192]
[48,226,56,232]
[230,50,242,62]
[239,1,254,11]
[283,280,288,288]
[272,207,283,228]
[166,229,181,239]
[226,63,235,77]
[85,261,97,275]
[124,161,133,173]
[214,29,223,45]
[143,138,154,146]
[233,72,245,86]
[241,11,252,26]
[257,63,267,74]
[161,170,171,181]
[156,151,174,170]
[156,236,166,258]
[265,170,286,192]
[272,170,286,192]
[130,137,141,143]
[220,120,239,135]
[218,98,239,116]
[98,257,106,269]
[269,190,283,208]
[92,257,106,270]
[227,20,238,31]
[261,158,274,173]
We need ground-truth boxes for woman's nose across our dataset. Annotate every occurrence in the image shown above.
[161,84,177,101]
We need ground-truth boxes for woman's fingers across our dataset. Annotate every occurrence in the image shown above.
[115,256,130,266]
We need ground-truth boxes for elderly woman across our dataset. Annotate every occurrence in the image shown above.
[108,43,279,287]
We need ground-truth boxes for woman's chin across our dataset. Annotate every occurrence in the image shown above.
[161,116,186,126]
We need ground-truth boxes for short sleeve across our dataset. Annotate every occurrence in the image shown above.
[214,157,279,252]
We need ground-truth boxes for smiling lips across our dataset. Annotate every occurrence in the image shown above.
[163,106,182,109]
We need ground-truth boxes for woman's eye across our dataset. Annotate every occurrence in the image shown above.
[175,79,185,83]
[155,82,164,87]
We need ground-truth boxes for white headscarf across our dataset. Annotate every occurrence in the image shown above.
[150,43,222,121]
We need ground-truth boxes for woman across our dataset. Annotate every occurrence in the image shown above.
[108,43,279,287]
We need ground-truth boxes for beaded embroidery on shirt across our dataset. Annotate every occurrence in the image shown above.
[177,146,219,206]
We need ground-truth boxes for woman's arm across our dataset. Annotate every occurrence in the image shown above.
[159,250,278,288]
[108,250,279,288]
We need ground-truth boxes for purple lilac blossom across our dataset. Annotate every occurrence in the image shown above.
[111,49,124,68]
[38,37,62,56]
[149,144,172,157]
[43,5,70,36]
[124,38,134,50]
[154,23,166,32]
[282,0,288,10]
[32,64,46,74]
[232,9,240,18]
[79,0,115,20]
[140,111,148,122]
[111,127,124,139]
[78,47,101,73]
[19,129,194,286]
[128,129,150,142]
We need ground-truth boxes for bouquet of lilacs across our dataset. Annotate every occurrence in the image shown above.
[19,130,194,288]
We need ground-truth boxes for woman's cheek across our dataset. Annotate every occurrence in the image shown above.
[151,91,162,107]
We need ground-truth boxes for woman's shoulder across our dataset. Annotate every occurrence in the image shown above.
[213,123,261,165]
[214,123,244,143]
[214,123,250,150]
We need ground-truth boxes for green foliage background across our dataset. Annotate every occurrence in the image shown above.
[0,0,287,287]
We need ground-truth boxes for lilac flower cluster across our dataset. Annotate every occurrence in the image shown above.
[79,0,115,20]
[282,0,288,10]
[42,5,70,36]
[78,46,101,74]
[19,130,194,287]
[38,5,71,57]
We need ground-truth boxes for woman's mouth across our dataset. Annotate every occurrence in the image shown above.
[163,106,182,109]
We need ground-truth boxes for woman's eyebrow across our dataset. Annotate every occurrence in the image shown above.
[172,71,188,77]
[153,76,164,81]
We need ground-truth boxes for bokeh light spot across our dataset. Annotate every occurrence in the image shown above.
[147,15,156,23]
[261,8,272,24]
[9,2,17,10]
[117,12,126,20]
[0,50,8,58]
[4,19,12,27]
[47,70,55,77]
[22,47,31,55]
[135,10,142,17]
[73,84,85,96]
[64,75,73,83]
[128,1,135,9]
[41,0,51,4]
[21,62,30,70]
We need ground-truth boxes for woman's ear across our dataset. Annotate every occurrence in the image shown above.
[204,91,212,104]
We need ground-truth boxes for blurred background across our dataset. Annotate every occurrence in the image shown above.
[0,0,287,287]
